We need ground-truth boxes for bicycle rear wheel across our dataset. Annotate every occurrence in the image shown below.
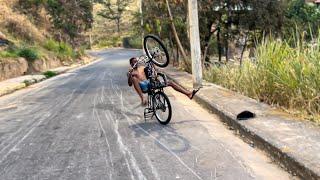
[153,91,172,125]
[143,35,170,68]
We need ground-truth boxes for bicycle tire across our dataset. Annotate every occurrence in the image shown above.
[153,91,172,125]
[143,35,170,68]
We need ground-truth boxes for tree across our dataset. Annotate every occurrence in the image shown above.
[134,0,190,67]
[137,0,288,67]
[98,0,132,33]
[286,0,320,37]
[198,0,286,62]
[165,0,189,66]
[46,0,94,45]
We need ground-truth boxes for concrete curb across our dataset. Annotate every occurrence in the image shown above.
[0,57,97,98]
[163,66,320,180]
[0,83,26,97]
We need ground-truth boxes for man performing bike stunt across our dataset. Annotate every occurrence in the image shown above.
[127,57,200,105]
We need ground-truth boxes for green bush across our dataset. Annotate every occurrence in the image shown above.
[18,47,39,61]
[123,36,142,49]
[58,41,75,59]
[23,80,32,86]
[74,45,88,59]
[94,36,122,49]
[44,39,60,52]
[0,50,19,58]
[44,39,75,60]
[43,71,57,78]
[204,35,320,122]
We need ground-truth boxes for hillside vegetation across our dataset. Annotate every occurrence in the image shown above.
[0,0,89,80]
[91,0,142,49]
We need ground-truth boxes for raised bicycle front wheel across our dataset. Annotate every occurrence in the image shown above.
[153,91,172,125]
[143,35,170,68]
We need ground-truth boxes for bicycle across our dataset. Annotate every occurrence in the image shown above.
[132,35,172,125]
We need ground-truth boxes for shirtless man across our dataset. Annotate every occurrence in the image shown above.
[127,57,199,105]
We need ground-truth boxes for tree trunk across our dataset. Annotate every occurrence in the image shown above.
[217,28,222,62]
[176,44,180,66]
[140,0,144,46]
[225,0,231,63]
[202,27,217,68]
[225,37,229,63]
[89,31,93,50]
[116,18,120,33]
[240,32,248,66]
[168,32,175,63]
[202,33,213,68]
[165,0,189,66]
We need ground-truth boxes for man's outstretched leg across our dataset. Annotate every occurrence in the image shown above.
[167,81,200,99]
[132,77,147,105]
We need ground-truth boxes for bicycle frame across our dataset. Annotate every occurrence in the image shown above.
[141,56,168,121]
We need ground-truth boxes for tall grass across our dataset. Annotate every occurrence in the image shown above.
[204,35,320,122]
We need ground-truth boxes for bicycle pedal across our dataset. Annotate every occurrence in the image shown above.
[144,112,154,119]
[144,113,153,118]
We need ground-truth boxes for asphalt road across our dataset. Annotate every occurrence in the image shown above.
[0,49,293,180]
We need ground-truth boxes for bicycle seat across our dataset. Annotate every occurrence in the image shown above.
[144,65,153,79]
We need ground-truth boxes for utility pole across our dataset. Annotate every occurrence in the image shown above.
[188,0,202,88]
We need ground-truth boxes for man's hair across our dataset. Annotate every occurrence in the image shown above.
[129,57,136,64]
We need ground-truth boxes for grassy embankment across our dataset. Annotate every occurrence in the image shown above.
[204,35,320,123]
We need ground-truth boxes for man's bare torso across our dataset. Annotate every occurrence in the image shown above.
[132,66,147,81]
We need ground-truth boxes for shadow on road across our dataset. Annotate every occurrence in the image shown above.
[129,122,191,153]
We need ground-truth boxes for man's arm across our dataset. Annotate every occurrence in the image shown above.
[127,71,133,86]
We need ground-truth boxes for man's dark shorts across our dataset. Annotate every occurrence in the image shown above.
[139,80,150,93]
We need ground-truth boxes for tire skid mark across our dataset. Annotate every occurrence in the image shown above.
[107,84,203,179]
[0,72,95,169]
[104,110,145,180]
[116,83,254,179]
[68,73,100,180]
[0,71,92,149]
[176,91,256,178]
[41,72,99,179]
[106,83,162,180]
[141,144,161,180]
[104,85,161,180]
[0,90,75,167]
[0,85,70,135]
[123,113,203,180]
[104,110,135,180]
[92,93,113,179]
[102,75,144,179]
[99,70,115,173]
[0,95,65,157]
[85,127,93,180]
[0,104,53,150]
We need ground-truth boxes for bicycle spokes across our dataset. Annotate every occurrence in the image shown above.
[144,35,170,68]
[151,47,166,64]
